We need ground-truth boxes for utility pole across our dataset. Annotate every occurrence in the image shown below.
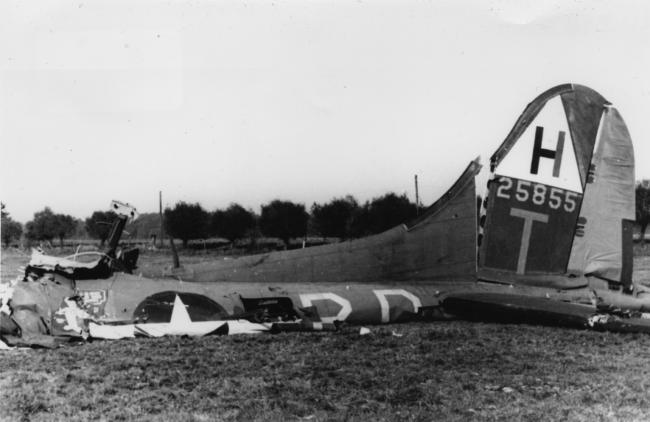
[159,191,164,248]
[414,175,420,216]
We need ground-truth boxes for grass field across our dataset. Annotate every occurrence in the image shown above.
[2,323,650,421]
[1,245,650,421]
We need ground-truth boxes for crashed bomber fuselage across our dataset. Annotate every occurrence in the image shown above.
[4,83,650,342]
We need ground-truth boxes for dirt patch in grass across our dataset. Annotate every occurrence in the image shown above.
[2,323,650,421]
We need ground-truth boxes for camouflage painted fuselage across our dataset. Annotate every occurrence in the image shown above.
[4,83,650,346]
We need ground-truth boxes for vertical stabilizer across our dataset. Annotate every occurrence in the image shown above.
[478,84,634,289]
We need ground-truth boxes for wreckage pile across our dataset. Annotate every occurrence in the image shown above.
[3,84,650,349]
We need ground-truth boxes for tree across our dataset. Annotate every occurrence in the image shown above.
[637,179,650,244]
[85,211,118,246]
[260,200,309,248]
[366,193,418,235]
[311,195,360,239]
[25,207,57,243]
[54,214,77,247]
[211,204,256,243]
[164,202,209,248]
[348,202,372,238]
[25,207,76,246]
[1,203,23,247]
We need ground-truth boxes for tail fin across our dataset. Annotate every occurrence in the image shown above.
[478,84,635,288]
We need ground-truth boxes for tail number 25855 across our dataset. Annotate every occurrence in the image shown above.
[495,176,578,212]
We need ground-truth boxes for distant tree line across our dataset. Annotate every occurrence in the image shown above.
[2,204,99,248]
[3,179,649,249]
[162,192,419,249]
[23,207,77,247]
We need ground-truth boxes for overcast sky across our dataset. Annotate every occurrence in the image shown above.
[1,0,649,223]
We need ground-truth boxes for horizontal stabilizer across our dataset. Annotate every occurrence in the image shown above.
[442,292,650,334]
[442,292,595,328]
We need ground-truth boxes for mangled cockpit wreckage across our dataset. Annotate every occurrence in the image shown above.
[0,202,330,348]
[2,83,650,349]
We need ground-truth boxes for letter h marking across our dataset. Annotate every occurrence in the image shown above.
[530,126,565,177]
